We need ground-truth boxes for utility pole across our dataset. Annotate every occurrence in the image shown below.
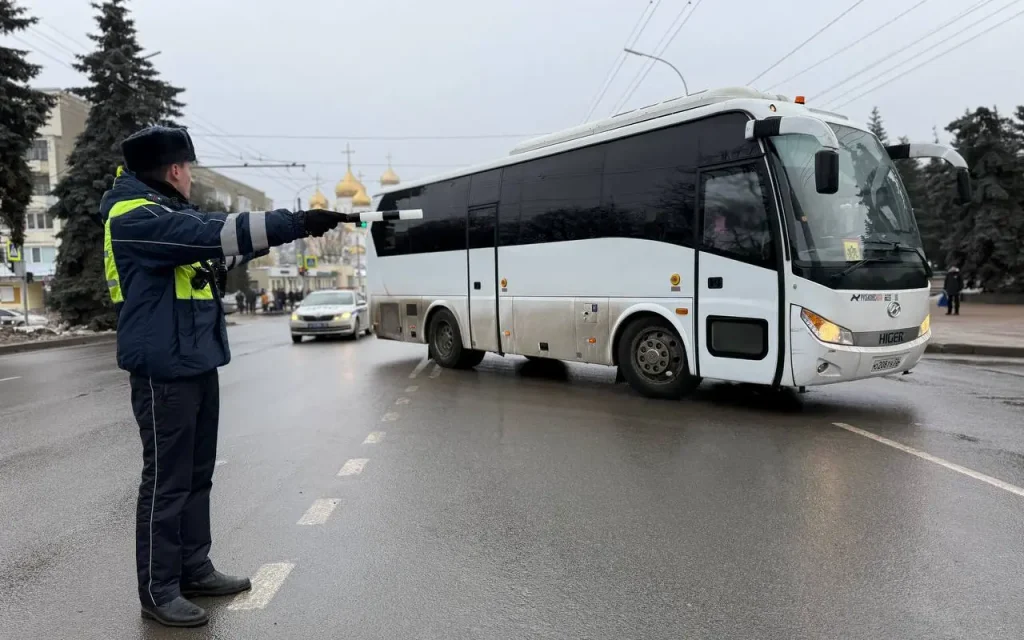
[19,259,28,321]
[295,196,307,293]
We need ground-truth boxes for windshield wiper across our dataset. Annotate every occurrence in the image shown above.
[862,240,933,277]
[829,257,895,281]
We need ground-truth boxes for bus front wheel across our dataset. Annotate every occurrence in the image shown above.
[428,308,485,369]
[617,317,699,400]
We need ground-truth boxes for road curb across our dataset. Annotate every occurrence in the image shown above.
[926,342,1024,359]
[0,333,117,356]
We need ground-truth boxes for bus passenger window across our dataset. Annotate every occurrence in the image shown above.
[700,165,775,267]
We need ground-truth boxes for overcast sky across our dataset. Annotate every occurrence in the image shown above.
[15,0,1024,208]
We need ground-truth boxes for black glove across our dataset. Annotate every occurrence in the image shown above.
[303,209,345,237]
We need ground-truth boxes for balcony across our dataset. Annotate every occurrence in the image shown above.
[30,195,58,209]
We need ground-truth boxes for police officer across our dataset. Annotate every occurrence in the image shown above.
[102,125,344,627]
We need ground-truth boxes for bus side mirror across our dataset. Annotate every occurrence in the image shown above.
[956,169,972,205]
[815,150,839,194]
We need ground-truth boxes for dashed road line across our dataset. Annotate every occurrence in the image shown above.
[363,431,386,444]
[0,376,21,383]
[395,397,410,405]
[297,499,340,525]
[429,364,441,379]
[834,422,1024,498]
[337,458,369,476]
[227,562,295,610]
[215,460,228,467]
[405,385,418,393]
[409,356,430,379]
[381,412,399,422]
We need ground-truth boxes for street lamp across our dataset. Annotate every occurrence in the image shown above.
[623,47,689,97]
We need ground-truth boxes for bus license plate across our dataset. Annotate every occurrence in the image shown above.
[871,356,902,372]
[309,322,328,329]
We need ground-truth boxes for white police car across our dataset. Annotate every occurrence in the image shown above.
[290,289,370,343]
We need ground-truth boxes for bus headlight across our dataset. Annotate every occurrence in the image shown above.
[919,313,930,336]
[800,308,854,346]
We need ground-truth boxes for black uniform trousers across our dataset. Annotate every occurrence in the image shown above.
[129,370,219,607]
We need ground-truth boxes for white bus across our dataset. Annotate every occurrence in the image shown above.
[367,87,970,399]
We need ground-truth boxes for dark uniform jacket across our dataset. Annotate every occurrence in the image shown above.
[943,270,964,295]
[100,170,306,380]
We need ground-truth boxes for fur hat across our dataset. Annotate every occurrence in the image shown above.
[121,126,197,173]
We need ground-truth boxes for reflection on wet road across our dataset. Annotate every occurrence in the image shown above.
[2,319,1023,639]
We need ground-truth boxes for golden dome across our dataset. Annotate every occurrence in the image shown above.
[335,169,360,198]
[351,184,371,207]
[380,166,400,186]
[308,188,329,209]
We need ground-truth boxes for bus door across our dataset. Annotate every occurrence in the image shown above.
[695,161,780,385]
[467,204,500,353]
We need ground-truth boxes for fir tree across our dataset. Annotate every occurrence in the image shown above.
[867,106,888,144]
[48,0,184,328]
[944,107,1024,292]
[0,0,57,247]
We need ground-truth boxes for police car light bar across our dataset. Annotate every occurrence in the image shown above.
[341,209,423,223]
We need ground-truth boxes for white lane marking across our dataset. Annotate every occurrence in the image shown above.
[227,562,295,610]
[381,412,399,422]
[429,364,441,379]
[0,376,21,383]
[834,422,1024,498]
[338,458,369,476]
[409,357,430,379]
[297,499,340,525]
[395,397,410,405]
[215,459,228,467]
[405,385,418,393]
[363,431,386,444]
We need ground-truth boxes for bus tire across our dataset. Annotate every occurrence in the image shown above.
[428,308,478,368]
[617,316,699,400]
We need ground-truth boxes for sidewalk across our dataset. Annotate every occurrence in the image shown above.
[926,302,1024,358]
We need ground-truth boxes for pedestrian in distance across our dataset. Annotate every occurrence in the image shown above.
[944,266,964,316]
[247,288,257,315]
[234,289,244,315]
[101,125,346,628]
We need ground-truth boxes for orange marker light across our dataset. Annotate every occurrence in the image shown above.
[794,95,806,104]
[669,273,681,286]
[588,337,597,344]
[500,278,508,288]
[503,330,510,337]
[675,308,688,315]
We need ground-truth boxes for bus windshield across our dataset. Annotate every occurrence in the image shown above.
[772,123,922,263]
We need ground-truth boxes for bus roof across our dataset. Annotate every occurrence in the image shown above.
[375,86,858,199]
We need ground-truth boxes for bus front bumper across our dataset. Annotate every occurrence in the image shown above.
[791,328,930,387]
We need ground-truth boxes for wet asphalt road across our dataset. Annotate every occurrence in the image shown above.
[1,317,1023,639]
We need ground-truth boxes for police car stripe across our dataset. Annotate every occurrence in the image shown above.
[220,214,240,256]
[249,211,269,252]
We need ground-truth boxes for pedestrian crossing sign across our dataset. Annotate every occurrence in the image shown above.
[304,255,317,269]
[5,241,21,262]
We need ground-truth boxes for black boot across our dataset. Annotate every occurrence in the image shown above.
[182,570,252,597]
[141,596,208,627]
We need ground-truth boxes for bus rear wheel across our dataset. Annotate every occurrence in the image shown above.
[428,308,485,369]
[617,317,699,400]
